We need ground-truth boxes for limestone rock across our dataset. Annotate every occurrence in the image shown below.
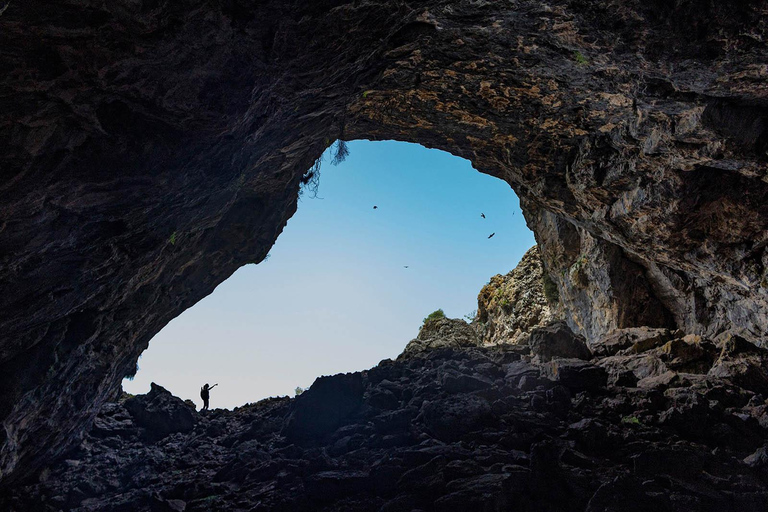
[708,334,768,395]
[591,327,683,358]
[399,317,479,359]
[529,321,592,363]
[476,246,559,346]
[544,358,608,392]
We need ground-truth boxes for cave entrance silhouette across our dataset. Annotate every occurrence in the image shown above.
[121,140,535,409]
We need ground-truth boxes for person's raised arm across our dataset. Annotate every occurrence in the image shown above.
[210,383,218,389]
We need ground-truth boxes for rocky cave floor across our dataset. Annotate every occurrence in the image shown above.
[3,323,768,512]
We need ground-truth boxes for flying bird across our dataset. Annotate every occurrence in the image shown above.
[488,233,495,239]
[373,205,378,209]
[481,213,485,219]
[404,265,409,268]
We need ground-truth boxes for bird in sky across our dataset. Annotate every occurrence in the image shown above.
[488,233,495,239]
[481,213,485,218]
[373,205,378,209]
[403,265,409,268]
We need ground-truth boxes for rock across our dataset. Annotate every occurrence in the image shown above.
[123,383,196,442]
[544,359,607,392]
[586,476,673,512]
[503,361,539,386]
[597,354,670,385]
[420,395,494,443]
[476,246,559,346]
[440,372,494,393]
[637,371,680,390]
[591,328,682,358]
[305,470,371,503]
[653,335,718,373]
[399,318,479,358]
[529,321,592,363]
[744,446,768,469]
[708,334,768,395]
[283,373,364,444]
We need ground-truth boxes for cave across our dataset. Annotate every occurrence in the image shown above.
[1,0,768,506]
[121,139,534,408]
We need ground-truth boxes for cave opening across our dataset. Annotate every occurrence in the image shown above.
[121,140,535,409]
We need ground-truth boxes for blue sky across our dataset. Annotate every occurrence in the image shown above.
[122,140,535,408]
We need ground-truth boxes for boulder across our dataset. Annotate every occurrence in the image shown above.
[400,318,479,359]
[123,383,197,442]
[544,359,607,392]
[653,335,718,374]
[591,327,682,358]
[529,321,591,363]
[744,446,768,469]
[708,334,768,395]
[283,373,364,444]
[637,371,679,390]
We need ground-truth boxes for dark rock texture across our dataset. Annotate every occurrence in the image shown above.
[1,0,767,485]
[529,320,592,363]
[123,383,197,442]
[4,342,768,511]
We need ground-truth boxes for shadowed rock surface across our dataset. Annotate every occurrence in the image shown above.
[4,330,768,511]
[1,0,767,486]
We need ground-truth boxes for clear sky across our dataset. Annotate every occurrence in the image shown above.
[122,140,535,409]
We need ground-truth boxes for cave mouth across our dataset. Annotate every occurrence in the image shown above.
[121,140,535,409]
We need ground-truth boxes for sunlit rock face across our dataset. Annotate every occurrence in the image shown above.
[1,0,766,485]
[475,246,559,346]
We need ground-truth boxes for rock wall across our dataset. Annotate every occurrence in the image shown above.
[1,0,767,485]
[476,246,559,346]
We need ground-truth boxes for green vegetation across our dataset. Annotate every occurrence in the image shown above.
[362,90,371,98]
[542,271,559,304]
[169,231,177,245]
[463,310,477,323]
[423,309,446,325]
[621,415,641,425]
[493,288,512,310]
[573,50,588,65]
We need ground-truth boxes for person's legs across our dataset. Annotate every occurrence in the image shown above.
[203,398,209,410]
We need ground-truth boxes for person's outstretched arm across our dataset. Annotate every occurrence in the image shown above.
[210,383,218,389]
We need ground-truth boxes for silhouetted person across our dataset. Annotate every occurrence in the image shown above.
[200,383,218,410]
[488,232,495,239]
